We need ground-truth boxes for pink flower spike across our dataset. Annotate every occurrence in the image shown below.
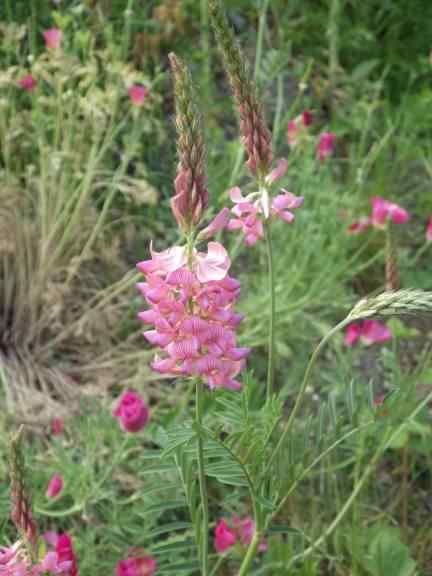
[113,390,149,433]
[370,197,409,228]
[344,323,362,347]
[46,473,64,499]
[427,217,432,242]
[360,319,392,345]
[51,417,64,436]
[55,533,78,576]
[19,74,37,92]
[198,207,230,240]
[348,217,371,235]
[317,132,336,161]
[194,242,230,282]
[266,158,288,185]
[44,28,62,50]
[116,555,156,576]
[214,519,237,553]
[128,84,149,107]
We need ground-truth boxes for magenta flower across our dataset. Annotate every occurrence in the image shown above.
[113,390,149,433]
[344,320,392,347]
[18,74,37,92]
[116,554,156,576]
[46,473,64,499]
[44,28,62,50]
[317,132,336,161]
[426,217,432,242]
[370,197,409,228]
[128,85,149,106]
[214,519,236,553]
[51,417,64,436]
[0,539,73,575]
[137,241,249,391]
[232,515,267,552]
[55,533,79,576]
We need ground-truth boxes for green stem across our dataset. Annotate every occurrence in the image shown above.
[238,530,262,576]
[196,379,209,576]
[264,219,275,399]
[263,317,351,480]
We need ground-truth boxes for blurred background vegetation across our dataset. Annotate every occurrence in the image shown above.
[1,1,432,574]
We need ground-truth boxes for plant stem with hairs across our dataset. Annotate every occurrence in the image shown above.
[196,379,209,576]
[264,219,276,398]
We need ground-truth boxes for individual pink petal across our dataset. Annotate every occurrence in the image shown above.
[360,320,392,345]
[229,187,256,204]
[272,191,304,211]
[136,244,186,276]
[389,204,409,224]
[427,217,432,242]
[266,158,288,184]
[214,519,237,553]
[348,217,371,234]
[344,323,361,346]
[199,207,230,239]
[194,242,230,282]
[46,473,64,499]
[44,28,62,50]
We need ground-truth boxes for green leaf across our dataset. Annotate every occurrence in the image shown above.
[363,527,416,576]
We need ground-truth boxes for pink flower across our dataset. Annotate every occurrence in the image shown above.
[18,74,37,92]
[115,554,156,576]
[46,474,64,499]
[232,516,267,552]
[128,85,149,107]
[137,242,249,391]
[113,390,149,433]
[370,197,409,228]
[426,217,432,242]
[55,534,78,576]
[344,320,392,346]
[44,28,62,50]
[51,418,64,436]
[227,181,303,246]
[214,519,236,553]
[287,112,312,147]
[317,132,336,160]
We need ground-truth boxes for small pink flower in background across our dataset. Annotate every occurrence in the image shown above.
[18,74,37,92]
[113,390,149,433]
[232,515,267,552]
[44,28,62,50]
[287,111,312,147]
[214,519,236,553]
[46,473,64,499]
[426,217,432,242]
[128,85,149,106]
[317,132,336,160]
[347,217,371,235]
[344,320,392,347]
[42,532,78,575]
[115,554,156,576]
[51,417,64,436]
[198,207,230,240]
[370,196,409,228]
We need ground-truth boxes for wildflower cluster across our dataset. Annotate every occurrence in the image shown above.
[214,516,267,554]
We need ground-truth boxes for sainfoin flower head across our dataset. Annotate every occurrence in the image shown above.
[214,519,236,553]
[115,553,156,576]
[19,75,37,92]
[137,241,249,391]
[317,132,336,160]
[46,474,64,499]
[344,320,392,346]
[214,516,267,554]
[43,28,62,50]
[112,390,149,433]
[370,197,409,228]
[128,85,149,106]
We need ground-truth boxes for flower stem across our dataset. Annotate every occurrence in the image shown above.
[264,219,275,399]
[237,530,262,576]
[196,379,209,576]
